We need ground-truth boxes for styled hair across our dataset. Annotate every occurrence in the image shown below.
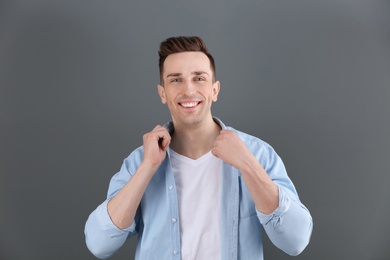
[158,36,216,84]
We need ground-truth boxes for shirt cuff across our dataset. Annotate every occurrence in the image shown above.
[256,186,291,225]
[95,199,136,238]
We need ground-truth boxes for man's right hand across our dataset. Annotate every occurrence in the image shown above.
[142,125,171,167]
[106,125,171,230]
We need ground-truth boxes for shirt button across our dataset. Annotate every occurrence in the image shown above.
[169,186,174,190]
[173,250,178,255]
[171,218,177,223]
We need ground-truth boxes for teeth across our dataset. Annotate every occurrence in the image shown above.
[181,102,198,108]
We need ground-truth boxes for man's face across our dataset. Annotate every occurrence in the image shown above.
[158,51,220,128]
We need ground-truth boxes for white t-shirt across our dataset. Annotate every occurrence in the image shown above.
[170,148,222,260]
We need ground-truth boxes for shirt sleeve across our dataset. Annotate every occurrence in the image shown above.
[255,144,313,256]
[84,200,137,259]
[256,186,313,255]
[84,150,142,259]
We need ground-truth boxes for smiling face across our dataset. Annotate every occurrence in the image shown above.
[158,51,220,128]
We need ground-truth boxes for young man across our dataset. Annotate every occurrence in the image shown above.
[85,36,313,260]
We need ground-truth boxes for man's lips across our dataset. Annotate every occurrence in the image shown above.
[179,101,202,108]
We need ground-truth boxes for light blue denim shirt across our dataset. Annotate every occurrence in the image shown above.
[85,117,313,259]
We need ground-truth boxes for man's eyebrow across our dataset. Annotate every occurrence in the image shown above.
[166,71,209,78]
[192,71,209,76]
[166,73,182,78]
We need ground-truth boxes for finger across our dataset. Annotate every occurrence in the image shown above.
[144,126,169,144]
[211,147,219,158]
[160,134,171,149]
[151,125,169,139]
[152,124,163,131]
[220,129,229,135]
[152,128,170,149]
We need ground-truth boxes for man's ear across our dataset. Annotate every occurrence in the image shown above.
[157,84,167,104]
[212,81,221,102]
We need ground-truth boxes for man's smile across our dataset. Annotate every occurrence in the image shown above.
[179,101,202,108]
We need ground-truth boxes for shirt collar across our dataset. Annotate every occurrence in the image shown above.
[163,116,226,135]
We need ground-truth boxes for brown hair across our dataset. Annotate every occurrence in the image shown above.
[158,36,216,84]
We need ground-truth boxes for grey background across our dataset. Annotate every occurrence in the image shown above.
[1,0,389,259]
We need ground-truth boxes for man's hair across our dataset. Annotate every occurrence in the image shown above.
[158,36,216,85]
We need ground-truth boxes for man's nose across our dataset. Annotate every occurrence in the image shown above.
[183,81,196,95]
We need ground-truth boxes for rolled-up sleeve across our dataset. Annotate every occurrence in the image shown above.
[84,150,143,259]
[256,186,313,256]
[84,200,137,259]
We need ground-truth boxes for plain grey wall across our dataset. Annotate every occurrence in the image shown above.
[1,0,389,259]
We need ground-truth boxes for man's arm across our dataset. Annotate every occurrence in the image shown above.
[212,130,279,213]
[212,130,312,256]
[85,125,171,258]
[108,125,171,229]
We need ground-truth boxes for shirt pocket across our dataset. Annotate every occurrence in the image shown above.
[238,176,257,219]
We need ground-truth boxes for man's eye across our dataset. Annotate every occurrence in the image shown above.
[195,77,205,81]
[171,78,180,82]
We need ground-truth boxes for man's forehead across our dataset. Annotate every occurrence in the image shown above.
[163,51,211,75]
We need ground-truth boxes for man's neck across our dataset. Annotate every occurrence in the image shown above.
[170,117,221,160]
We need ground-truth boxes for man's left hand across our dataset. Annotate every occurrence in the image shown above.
[212,130,252,169]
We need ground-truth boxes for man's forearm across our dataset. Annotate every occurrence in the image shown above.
[239,154,279,215]
[107,162,157,229]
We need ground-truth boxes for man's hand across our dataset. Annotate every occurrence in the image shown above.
[107,125,171,230]
[212,130,252,170]
[142,125,171,167]
[212,129,279,214]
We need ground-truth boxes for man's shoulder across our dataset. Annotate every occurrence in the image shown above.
[226,126,271,148]
[124,145,144,165]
